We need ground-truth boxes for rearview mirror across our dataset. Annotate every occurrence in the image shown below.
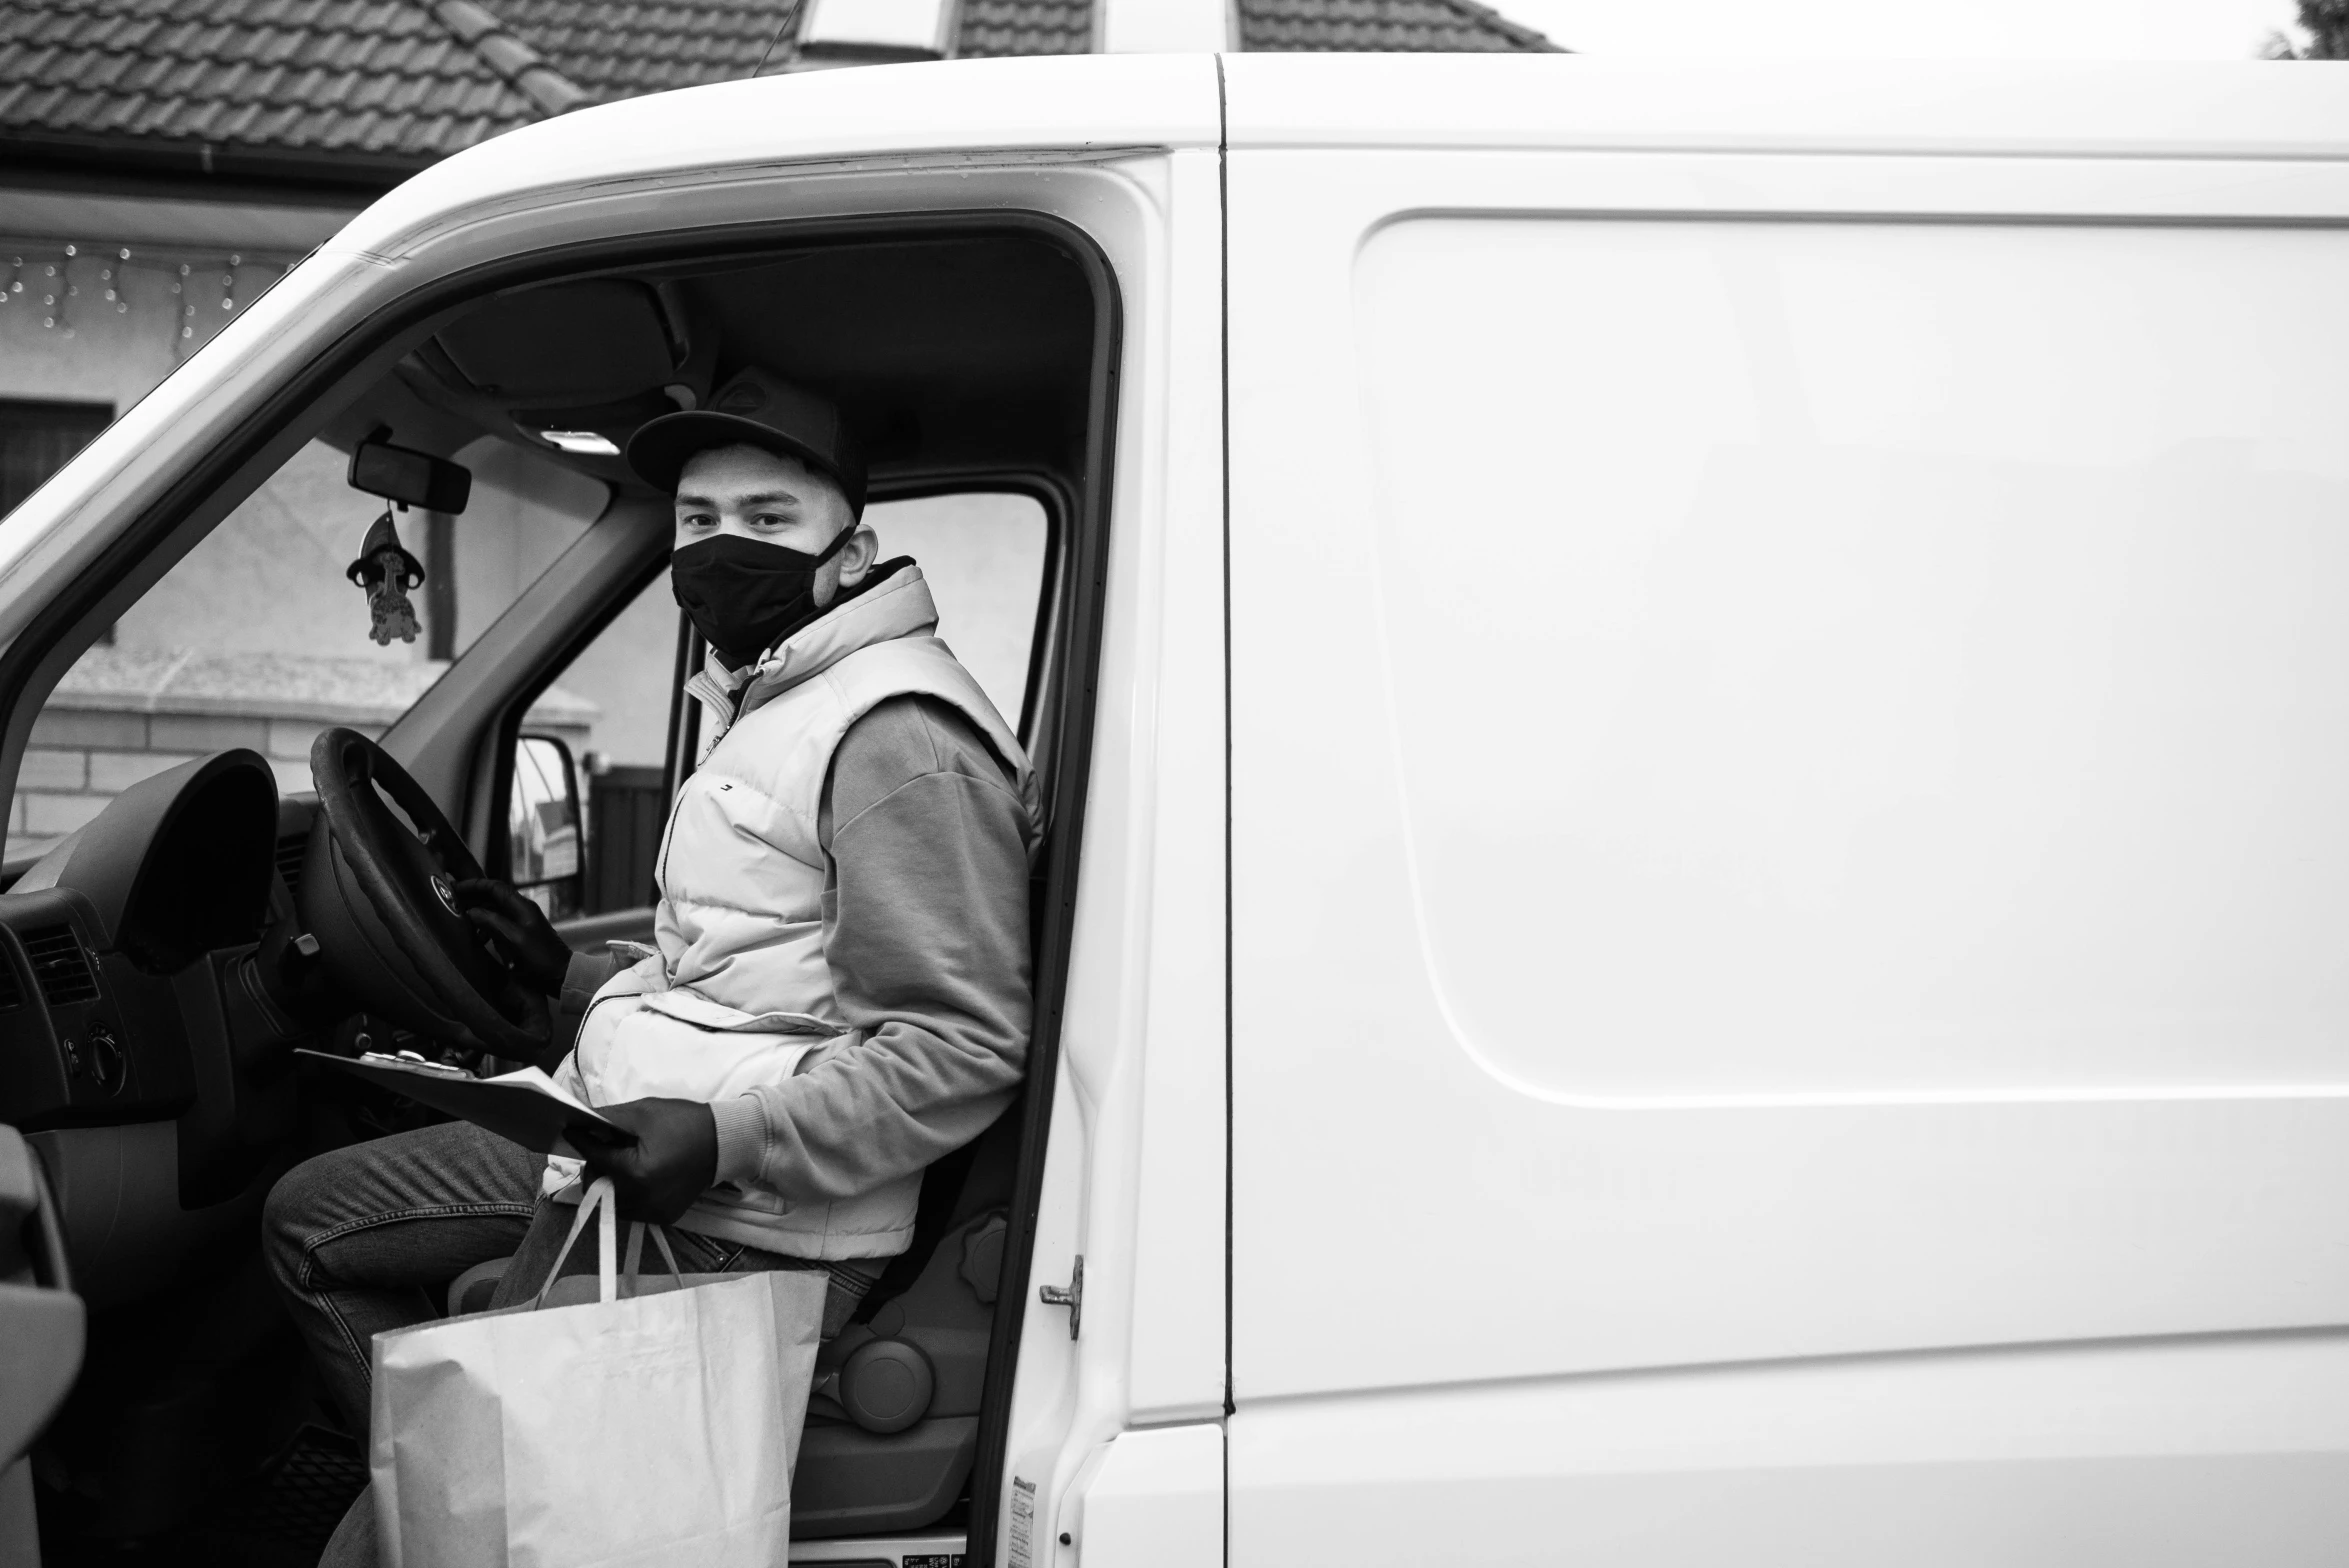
[509,735,583,919]
[349,434,471,514]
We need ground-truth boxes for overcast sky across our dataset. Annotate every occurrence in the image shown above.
[1498,0,2300,60]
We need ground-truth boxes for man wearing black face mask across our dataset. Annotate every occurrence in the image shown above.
[511,367,1040,1254]
[265,370,1037,1497]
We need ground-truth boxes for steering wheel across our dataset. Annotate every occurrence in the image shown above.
[308,727,551,1058]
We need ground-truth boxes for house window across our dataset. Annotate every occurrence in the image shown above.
[0,399,112,518]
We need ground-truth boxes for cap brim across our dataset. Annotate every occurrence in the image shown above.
[624,410,854,502]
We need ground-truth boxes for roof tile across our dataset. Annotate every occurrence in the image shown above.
[1237,0,1555,50]
[0,0,541,162]
[494,0,798,97]
[2,0,1556,177]
[956,0,1093,56]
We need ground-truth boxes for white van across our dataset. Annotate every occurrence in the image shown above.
[4,51,2349,1568]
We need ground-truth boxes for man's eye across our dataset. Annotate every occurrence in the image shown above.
[752,513,788,528]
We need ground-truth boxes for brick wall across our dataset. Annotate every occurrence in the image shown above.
[12,705,391,847]
[7,649,595,861]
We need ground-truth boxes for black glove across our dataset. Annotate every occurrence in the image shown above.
[452,878,572,997]
[568,1098,719,1225]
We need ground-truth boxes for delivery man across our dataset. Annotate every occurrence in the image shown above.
[264,367,1037,1465]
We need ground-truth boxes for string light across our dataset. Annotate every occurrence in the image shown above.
[0,241,288,354]
[102,246,128,315]
[55,244,75,337]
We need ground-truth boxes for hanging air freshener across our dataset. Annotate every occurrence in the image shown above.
[347,507,427,646]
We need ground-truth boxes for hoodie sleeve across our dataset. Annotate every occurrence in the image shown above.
[708,694,1032,1202]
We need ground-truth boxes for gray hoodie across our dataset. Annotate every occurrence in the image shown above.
[555,566,1032,1249]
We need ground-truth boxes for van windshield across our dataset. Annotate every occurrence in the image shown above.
[7,433,610,864]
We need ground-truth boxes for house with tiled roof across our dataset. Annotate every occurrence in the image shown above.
[0,0,1555,359]
[0,0,1554,851]
[0,0,1555,480]
[1,0,1552,197]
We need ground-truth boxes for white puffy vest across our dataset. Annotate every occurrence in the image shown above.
[545,567,1036,1258]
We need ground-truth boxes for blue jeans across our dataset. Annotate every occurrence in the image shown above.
[262,1120,862,1434]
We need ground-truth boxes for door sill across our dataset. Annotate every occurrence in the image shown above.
[791,1530,967,1565]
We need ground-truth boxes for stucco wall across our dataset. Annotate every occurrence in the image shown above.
[0,218,625,856]
[0,237,258,414]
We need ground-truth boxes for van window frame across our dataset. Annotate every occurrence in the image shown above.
[0,206,1123,1567]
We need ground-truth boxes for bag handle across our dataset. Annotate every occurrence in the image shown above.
[533,1177,620,1308]
[623,1221,685,1286]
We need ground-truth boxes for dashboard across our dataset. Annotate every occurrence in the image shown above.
[0,750,320,1301]
[1,750,276,1126]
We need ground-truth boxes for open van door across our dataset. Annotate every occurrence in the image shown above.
[0,56,1226,1564]
[0,1126,84,1566]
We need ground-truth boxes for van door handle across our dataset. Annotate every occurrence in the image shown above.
[1038,1254,1082,1339]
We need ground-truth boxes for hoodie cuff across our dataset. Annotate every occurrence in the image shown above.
[709,1094,770,1188]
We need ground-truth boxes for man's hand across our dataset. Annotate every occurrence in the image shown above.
[453,879,572,997]
[569,1098,718,1224]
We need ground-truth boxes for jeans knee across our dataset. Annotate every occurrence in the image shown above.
[262,1149,343,1291]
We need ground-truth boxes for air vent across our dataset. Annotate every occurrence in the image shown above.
[23,926,98,1007]
[276,834,309,903]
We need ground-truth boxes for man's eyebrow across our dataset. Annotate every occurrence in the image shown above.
[673,489,802,509]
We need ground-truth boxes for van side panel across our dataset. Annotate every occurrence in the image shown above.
[1225,134,2349,1562]
[1230,1334,2349,1567]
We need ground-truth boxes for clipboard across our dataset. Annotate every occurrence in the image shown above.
[296,1049,630,1156]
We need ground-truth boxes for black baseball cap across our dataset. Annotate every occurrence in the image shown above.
[625,367,867,513]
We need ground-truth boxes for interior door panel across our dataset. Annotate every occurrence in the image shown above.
[0,1125,85,1568]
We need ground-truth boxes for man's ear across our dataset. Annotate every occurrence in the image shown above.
[836,521,880,586]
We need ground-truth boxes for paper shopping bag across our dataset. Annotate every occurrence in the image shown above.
[369,1179,827,1568]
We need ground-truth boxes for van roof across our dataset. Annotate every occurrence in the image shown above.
[1223,53,2349,158]
[327,52,2349,262]
[328,54,1224,261]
